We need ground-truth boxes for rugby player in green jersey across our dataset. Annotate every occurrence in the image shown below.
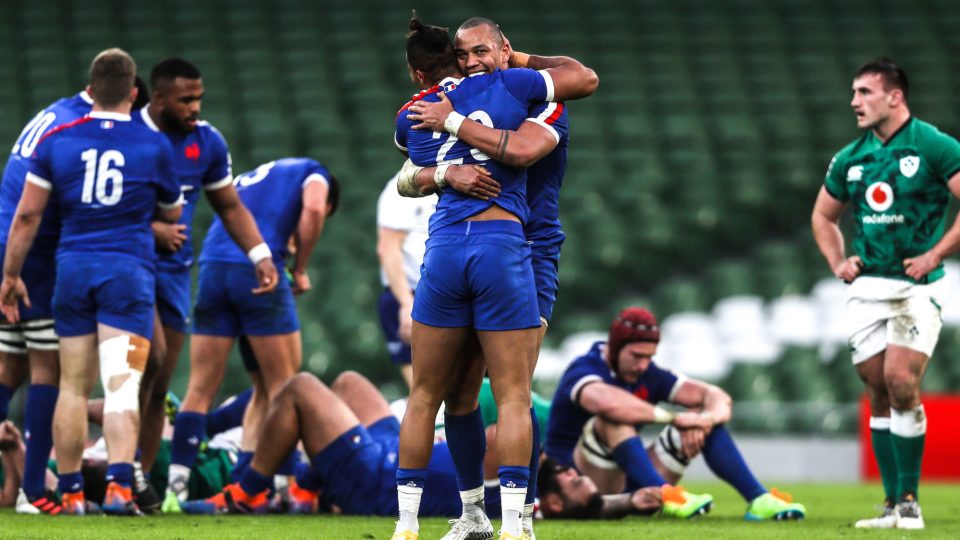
[812,58,960,531]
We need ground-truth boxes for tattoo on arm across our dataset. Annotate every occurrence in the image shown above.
[496,130,510,162]
[600,494,633,519]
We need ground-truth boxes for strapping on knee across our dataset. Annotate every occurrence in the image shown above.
[100,334,149,414]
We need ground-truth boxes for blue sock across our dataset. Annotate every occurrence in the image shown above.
[498,465,529,490]
[276,449,301,476]
[396,467,426,490]
[59,471,84,494]
[206,389,252,437]
[484,481,501,518]
[526,407,540,505]
[22,384,58,498]
[171,411,207,468]
[231,451,254,483]
[0,382,13,421]
[611,437,666,487]
[106,462,134,489]
[240,466,273,496]
[701,425,766,501]
[296,461,324,491]
[444,408,486,492]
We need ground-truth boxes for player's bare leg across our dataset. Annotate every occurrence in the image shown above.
[140,315,184,471]
[98,324,149,465]
[241,374,267,452]
[331,370,394,427]
[854,351,898,527]
[54,334,98,474]
[883,345,928,529]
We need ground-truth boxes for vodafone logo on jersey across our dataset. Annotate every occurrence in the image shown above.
[866,182,894,212]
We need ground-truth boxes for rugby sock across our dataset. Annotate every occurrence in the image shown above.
[276,449,301,476]
[240,466,273,496]
[611,436,666,487]
[0,382,12,421]
[890,405,926,500]
[231,451,254,483]
[499,466,529,537]
[296,461,324,492]
[526,407,540,506]
[106,462,134,489]
[869,416,898,502]
[523,503,536,535]
[171,411,207,468]
[701,425,766,501]
[483,478,502,519]
[22,384,57,498]
[396,468,426,533]
[444,408,486,517]
[59,471,84,495]
[206,389,252,437]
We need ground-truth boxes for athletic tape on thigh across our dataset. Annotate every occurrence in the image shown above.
[654,424,690,475]
[23,319,58,351]
[99,334,149,414]
[0,322,27,354]
[576,417,619,470]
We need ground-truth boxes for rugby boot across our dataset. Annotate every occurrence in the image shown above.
[180,482,269,515]
[390,531,419,540]
[496,531,530,540]
[18,489,59,515]
[855,499,898,529]
[287,477,319,514]
[896,493,924,530]
[660,484,713,518]
[61,491,102,515]
[440,511,495,540]
[161,475,188,513]
[102,482,143,516]
[745,488,806,521]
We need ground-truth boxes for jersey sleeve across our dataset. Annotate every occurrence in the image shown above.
[526,102,568,144]
[560,358,604,406]
[822,151,848,201]
[155,139,184,208]
[303,162,330,189]
[502,68,553,105]
[928,130,960,182]
[25,138,54,191]
[641,362,681,405]
[377,175,416,230]
[202,127,234,191]
[394,103,414,153]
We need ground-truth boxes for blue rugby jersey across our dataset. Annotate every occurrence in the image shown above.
[524,101,569,248]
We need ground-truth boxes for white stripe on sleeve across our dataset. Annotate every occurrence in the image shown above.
[204,175,233,191]
[25,172,52,190]
[302,172,329,189]
[158,193,185,210]
[570,374,603,404]
[538,69,555,102]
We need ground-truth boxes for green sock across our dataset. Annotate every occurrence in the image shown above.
[870,426,898,502]
[891,432,925,500]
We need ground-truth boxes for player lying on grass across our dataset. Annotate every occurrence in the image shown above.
[181,371,664,521]
[546,306,807,521]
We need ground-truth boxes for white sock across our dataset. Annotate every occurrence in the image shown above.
[167,464,191,501]
[396,485,422,533]
[890,405,926,438]
[522,502,535,533]
[460,485,485,519]
[133,461,148,492]
[500,485,526,536]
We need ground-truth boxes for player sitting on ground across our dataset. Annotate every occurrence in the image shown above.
[546,307,807,521]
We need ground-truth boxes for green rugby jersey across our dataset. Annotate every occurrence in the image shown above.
[824,118,960,283]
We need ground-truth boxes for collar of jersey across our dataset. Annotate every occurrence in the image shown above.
[439,76,464,88]
[89,111,131,121]
[79,90,94,105]
[138,107,161,132]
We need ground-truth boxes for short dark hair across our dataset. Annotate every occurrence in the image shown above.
[855,57,909,101]
[88,48,137,108]
[325,173,341,217]
[457,17,504,49]
[537,458,604,520]
[150,57,202,90]
[406,13,458,83]
[132,75,150,110]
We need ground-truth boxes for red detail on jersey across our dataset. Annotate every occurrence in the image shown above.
[397,85,442,118]
[185,142,201,160]
[872,188,887,204]
[33,116,96,153]
[544,102,565,125]
[633,386,649,402]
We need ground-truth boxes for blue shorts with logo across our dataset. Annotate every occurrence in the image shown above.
[156,268,192,333]
[52,253,155,338]
[412,221,540,331]
[0,245,56,322]
[378,288,412,365]
[531,242,562,322]
[315,417,401,516]
[193,261,299,337]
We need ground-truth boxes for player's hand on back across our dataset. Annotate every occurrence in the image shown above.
[152,221,188,252]
[408,92,455,133]
[445,165,501,201]
[252,259,279,295]
[0,276,29,323]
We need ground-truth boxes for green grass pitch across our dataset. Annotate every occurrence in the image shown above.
[1,482,959,539]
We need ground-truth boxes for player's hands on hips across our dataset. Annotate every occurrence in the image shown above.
[407,92,455,132]
[252,259,279,295]
[832,255,863,283]
[291,269,311,295]
[445,165,501,200]
[903,251,941,281]
[398,301,413,344]
[0,276,29,323]
[152,221,188,252]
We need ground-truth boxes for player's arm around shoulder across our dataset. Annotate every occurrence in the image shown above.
[517,52,598,101]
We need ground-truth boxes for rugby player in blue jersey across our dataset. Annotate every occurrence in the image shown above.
[547,307,807,522]
[132,59,278,510]
[393,15,597,540]
[0,49,184,515]
[163,158,338,512]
